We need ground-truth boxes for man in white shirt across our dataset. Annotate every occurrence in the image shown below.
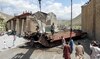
[61,36,66,49]
[90,42,100,59]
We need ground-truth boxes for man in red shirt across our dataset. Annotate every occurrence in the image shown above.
[63,42,71,59]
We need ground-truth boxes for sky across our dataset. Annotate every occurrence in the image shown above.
[0,0,89,20]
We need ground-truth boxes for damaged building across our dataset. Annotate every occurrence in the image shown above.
[6,11,58,36]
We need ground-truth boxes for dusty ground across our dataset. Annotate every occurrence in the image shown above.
[0,41,90,59]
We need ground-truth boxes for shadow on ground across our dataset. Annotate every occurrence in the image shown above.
[11,44,52,59]
[11,38,91,59]
[11,45,35,59]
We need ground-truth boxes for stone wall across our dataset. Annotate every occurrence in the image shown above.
[82,0,100,42]
[95,0,100,42]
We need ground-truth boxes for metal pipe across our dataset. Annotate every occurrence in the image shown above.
[93,0,96,40]
[38,0,43,33]
[70,0,73,39]
[38,0,41,11]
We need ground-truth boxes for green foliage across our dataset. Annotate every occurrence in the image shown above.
[0,17,5,31]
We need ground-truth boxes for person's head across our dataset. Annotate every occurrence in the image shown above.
[61,36,64,39]
[52,23,54,25]
[92,40,96,44]
[78,42,81,45]
[66,42,69,45]
[93,42,98,47]
[36,25,39,27]
[70,39,73,41]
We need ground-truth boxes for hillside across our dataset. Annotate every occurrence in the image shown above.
[65,14,81,26]
[57,14,81,26]
[57,20,69,25]
[72,14,81,25]
[0,12,13,22]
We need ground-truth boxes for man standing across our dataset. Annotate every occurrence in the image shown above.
[63,42,71,59]
[36,25,39,32]
[69,39,74,53]
[75,42,84,59]
[50,23,55,35]
[90,41,100,59]
[61,36,66,48]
